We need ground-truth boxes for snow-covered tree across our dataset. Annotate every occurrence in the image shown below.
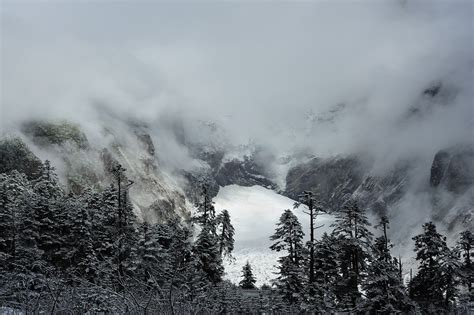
[63,193,98,281]
[133,221,166,284]
[194,224,224,284]
[457,230,473,293]
[308,232,339,311]
[194,184,216,230]
[294,190,326,288]
[331,198,372,308]
[0,171,30,271]
[216,209,235,258]
[410,221,450,311]
[361,216,413,313]
[32,160,64,265]
[239,261,257,289]
[270,209,305,303]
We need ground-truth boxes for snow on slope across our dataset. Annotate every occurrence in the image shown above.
[214,185,334,286]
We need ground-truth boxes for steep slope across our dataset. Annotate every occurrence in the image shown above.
[2,120,190,223]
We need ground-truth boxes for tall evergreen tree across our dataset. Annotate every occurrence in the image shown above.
[133,221,166,284]
[194,223,224,284]
[457,230,473,293]
[0,171,30,271]
[361,216,413,313]
[111,164,137,280]
[308,232,339,311]
[294,191,325,289]
[63,193,98,281]
[194,184,216,230]
[88,185,118,282]
[32,160,64,266]
[270,209,305,303]
[216,209,235,258]
[439,246,462,310]
[410,221,450,312]
[239,261,257,289]
[331,198,372,309]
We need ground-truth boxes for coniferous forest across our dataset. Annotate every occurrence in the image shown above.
[0,160,472,314]
[1,1,474,314]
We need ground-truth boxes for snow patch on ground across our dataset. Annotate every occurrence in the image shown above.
[214,184,335,286]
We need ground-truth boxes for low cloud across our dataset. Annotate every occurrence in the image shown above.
[1,0,473,173]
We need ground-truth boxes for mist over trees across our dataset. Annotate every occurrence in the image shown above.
[0,157,473,313]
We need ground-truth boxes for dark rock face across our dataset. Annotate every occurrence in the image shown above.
[430,146,474,194]
[430,150,451,187]
[285,156,364,211]
[215,157,276,189]
[21,120,89,149]
[135,132,156,156]
[184,144,277,201]
[0,138,43,179]
[183,170,221,203]
[354,161,411,216]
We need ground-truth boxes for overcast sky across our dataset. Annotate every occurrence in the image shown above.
[1,1,473,168]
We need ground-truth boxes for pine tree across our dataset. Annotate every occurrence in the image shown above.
[331,198,372,308]
[0,171,30,271]
[310,232,339,311]
[457,230,473,293]
[239,261,257,289]
[89,185,118,281]
[270,209,305,304]
[0,171,45,308]
[134,221,166,284]
[361,216,413,313]
[410,221,449,311]
[216,209,235,258]
[194,224,224,284]
[32,160,64,266]
[439,246,462,310]
[194,184,216,230]
[63,192,98,281]
[294,191,325,289]
[111,164,137,281]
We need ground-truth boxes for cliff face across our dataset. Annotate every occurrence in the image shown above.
[430,146,474,194]
[282,147,473,232]
[1,118,472,234]
[2,120,189,223]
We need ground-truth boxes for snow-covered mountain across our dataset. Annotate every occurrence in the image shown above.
[1,114,472,285]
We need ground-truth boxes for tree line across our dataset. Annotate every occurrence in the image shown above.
[266,190,472,313]
[0,161,472,313]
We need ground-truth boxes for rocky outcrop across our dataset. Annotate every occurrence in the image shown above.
[430,146,474,194]
[215,157,276,189]
[284,156,364,211]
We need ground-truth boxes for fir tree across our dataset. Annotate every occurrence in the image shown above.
[294,191,325,289]
[270,209,305,303]
[194,224,224,284]
[457,230,473,293]
[310,232,339,311]
[216,209,235,258]
[361,216,413,313]
[64,193,98,281]
[134,221,166,284]
[410,221,449,312]
[439,246,462,310]
[90,185,118,281]
[239,261,257,289]
[0,171,30,271]
[32,160,64,266]
[194,184,216,230]
[331,198,372,308]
